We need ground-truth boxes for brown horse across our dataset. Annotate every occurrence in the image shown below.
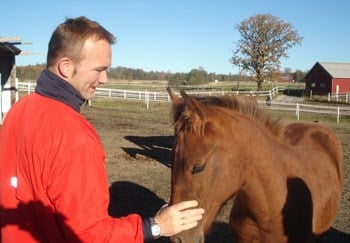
[167,88,343,243]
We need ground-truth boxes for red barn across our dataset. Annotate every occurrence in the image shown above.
[305,62,350,95]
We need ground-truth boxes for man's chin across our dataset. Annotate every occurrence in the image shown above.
[84,93,95,100]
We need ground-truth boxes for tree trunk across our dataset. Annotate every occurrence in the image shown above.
[257,80,263,91]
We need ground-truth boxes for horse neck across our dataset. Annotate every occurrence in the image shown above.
[237,152,286,223]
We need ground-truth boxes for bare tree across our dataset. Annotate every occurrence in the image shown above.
[231,14,303,90]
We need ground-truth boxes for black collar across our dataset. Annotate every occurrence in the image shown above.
[35,69,85,112]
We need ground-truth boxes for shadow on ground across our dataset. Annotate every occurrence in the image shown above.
[108,181,236,243]
[122,135,174,167]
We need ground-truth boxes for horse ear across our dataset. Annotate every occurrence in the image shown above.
[167,87,182,104]
[180,90,205,121]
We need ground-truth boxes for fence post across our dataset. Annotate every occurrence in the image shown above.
[145,90,149,109]
[296,103,300,120]
[28,82,31,94]
[337,107,340,123]
[15,78,19,102]
[328,93,331,102]
[310,90,312,100]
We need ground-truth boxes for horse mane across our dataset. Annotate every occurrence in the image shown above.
[171,93,283,137]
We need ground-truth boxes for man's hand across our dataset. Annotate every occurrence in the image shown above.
[154,200,205,237]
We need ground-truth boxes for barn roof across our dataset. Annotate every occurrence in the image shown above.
[318,62,350,78]
[0,37,23,56]
[0,41,22,55]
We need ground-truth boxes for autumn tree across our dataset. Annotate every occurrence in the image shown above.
[231,14,303,90]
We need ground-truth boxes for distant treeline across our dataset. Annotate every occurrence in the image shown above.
[16,64,306,86]
[16,64,253,83]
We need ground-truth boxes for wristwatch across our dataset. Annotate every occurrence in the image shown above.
[150,217,161,239]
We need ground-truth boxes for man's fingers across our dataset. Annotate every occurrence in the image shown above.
[181,208,205,217]
[173,200,199,211]
[176,221,200,233]
[180,213,203,225]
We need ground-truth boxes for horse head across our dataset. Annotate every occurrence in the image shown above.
[167,88,245,243]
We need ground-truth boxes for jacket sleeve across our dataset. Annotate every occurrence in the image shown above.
[46,140,144,243]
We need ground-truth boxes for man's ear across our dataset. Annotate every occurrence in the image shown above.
[57,57,74,78]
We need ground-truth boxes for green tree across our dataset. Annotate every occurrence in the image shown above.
[187,68,209,85]
[168,72,187,87]
[231,14,303,90]
[293,69,307,82]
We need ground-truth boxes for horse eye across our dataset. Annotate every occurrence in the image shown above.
[192,163,206,174]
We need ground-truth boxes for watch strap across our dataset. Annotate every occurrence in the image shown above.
[142,217,154,242]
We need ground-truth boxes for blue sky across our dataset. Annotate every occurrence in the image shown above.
[1,0,349,74]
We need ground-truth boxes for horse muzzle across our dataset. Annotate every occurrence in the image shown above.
[170,227,204,243]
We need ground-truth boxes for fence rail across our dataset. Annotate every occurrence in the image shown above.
[261,101,350,123]
[18,82,279,100]
[309,91,350,103]
[17,82,350,123]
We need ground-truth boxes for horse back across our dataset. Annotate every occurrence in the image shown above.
[282,122,343,184]
[282,122,344,233]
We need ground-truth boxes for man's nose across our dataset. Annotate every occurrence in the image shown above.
[98,70,108,84]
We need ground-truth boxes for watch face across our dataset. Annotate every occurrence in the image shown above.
[151,224,161,236]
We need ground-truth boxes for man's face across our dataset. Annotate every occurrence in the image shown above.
[69,38,112,100]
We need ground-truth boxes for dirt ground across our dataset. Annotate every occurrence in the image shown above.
[81,102,350,243]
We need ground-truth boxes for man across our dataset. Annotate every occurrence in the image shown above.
[0,16,204,242]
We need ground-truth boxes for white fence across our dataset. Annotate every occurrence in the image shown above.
[18,82,279,109]
[262,101,350,123]
[309,90,350,103]
[17,82,350,123]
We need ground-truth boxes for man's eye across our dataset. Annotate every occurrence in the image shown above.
[96,67,110,73]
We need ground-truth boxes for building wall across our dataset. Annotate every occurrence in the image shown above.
[0,53,13,86]
[0,53,17,121]
[305,63,332,95]
[332,78,350,93]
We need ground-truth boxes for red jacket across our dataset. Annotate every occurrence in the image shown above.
[0,93,144,242]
